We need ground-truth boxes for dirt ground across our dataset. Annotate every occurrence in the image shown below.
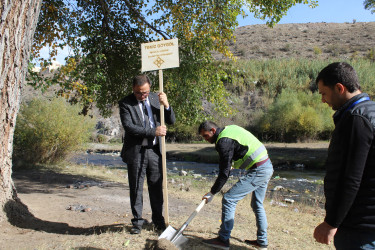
[0,142,330,250]
[1,168,199,250]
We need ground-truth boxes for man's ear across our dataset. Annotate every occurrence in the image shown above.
[336,83,346,94]
[211,127,216,134]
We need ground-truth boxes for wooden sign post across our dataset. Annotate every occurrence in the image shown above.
[141,38,179,225]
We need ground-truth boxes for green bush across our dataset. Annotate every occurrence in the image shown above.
[13,97,96,165]
[167,124,202,143]
[252,90,334,142]
[313,46,322,55]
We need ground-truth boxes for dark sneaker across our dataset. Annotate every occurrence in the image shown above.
[245,240,268,249]
[202,237,230,250]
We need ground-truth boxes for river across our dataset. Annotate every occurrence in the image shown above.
[69,151,325,180]
[69,151,325,206]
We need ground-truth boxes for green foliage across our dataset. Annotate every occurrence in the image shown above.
[217,58,325,98]
[218,58,375,141]
[168,123,202,143]
[13,97,96,165]
[246,0,318,25]
[29,0,317,123]
[218,58,375,99]
[252,90,334,142]
[351,59,375,97]
[366,47,375,62]
[108,57,375,143]
[164,58,375,142]
[364,0,375,13]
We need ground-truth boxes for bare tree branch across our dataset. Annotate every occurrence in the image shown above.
[123,0,170,40]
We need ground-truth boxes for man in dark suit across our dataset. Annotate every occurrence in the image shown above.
[119,74,176,234]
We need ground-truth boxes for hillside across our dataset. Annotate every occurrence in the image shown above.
[214,22,375,60]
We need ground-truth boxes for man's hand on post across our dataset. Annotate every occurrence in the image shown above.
[158,92,169,109]
[313,221,337,245]
[202,192,214,204]
[155,125,167,136]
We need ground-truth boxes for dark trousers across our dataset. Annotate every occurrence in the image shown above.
[334,226,375,249]
[127,146,164,229]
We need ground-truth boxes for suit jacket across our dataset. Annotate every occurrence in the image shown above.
[118,92,176,164]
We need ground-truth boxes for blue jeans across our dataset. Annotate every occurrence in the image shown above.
[334,226,375,249]
[219,159,273,246]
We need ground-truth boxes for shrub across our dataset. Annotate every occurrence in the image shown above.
[13,97,96,165]
[280,43,292,52]
[313,46,322,55]
[252,90,334,142]
[367,47,375,62]
[167,124,201,143]
[90,133,109,143]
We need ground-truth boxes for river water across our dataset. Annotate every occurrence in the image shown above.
[69,152,325,205]
[69,151,325,181]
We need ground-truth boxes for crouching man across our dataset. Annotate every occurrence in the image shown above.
[199,121,273,250]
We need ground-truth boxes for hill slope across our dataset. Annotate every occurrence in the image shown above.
[214,22,375,60]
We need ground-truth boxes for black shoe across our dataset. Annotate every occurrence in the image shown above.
[130,227,141,234]
[155,223,166,232]
[245,239,268,249]
[152,220,166,232]
[202,237,230,250]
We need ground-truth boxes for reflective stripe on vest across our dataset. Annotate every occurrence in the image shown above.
[216,125,268,170]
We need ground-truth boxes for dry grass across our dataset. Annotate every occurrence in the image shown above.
[30,163,334,250]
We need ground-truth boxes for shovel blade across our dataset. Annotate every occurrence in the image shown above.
[159,225,177,241]
[158,225,189,249]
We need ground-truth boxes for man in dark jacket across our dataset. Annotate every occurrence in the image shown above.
[313,62,375,249]
[119,75,175,234]
[199,121,273,250]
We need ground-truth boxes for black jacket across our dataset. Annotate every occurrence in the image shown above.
[118,92,175,164]
[210,128,248,194]
[324,93,375,230]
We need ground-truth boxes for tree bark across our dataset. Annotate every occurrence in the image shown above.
[0,0,42,221]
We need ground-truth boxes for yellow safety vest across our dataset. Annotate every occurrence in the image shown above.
[216,125,268,170]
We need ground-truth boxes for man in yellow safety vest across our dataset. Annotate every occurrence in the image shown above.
[199,121,273,250]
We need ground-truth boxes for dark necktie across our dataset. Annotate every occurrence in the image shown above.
[142,101,150,128]
[142,101,153,147]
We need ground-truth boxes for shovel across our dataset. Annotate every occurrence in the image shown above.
[158,199,206,249]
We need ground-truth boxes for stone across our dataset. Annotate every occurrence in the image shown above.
[82,207,92,212]
[179,170,187,176]
[272,185,284,191]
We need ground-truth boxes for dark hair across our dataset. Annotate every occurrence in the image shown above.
[132,75,152,87]
[198,121,219,134]
[315,62,360,93]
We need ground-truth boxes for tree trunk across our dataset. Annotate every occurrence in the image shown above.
[0,0,42,221]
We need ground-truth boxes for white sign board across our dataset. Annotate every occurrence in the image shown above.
[141,38,179,72]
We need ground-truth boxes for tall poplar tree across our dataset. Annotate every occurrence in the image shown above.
[0,0,43,220]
